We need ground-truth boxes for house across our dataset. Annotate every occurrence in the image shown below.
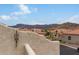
[59,29,79,45]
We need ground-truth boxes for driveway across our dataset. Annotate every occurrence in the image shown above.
[60,45,79,55]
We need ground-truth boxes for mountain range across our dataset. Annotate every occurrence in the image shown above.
[10,22,79,29]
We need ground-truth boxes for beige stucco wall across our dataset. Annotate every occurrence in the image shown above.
[60,35,79,44]
[0,24,60,55]
[0,25,16,54]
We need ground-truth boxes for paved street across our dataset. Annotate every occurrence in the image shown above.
[60,45,79,55]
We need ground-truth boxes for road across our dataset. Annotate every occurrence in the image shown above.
[60,45,79,55]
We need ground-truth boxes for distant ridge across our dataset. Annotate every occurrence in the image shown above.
[58,22,79,29]
[10,22,79,29]
[10,24,59,29]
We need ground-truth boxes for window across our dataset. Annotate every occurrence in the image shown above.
[68,36,71,40]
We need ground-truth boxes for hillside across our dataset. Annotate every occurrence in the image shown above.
[10,22,79,29]
[10,24,59,29]
[58,22,79,29]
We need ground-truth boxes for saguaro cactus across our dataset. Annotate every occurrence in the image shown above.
[14,30,19,47]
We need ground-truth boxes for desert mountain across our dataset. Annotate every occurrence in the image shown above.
[10,22,79,29]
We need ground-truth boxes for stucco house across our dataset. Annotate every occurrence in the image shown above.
[59,29,79,45]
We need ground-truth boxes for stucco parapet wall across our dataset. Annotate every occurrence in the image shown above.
[0,24,60,55]
[18,31,60,55]
[24,41,60,55]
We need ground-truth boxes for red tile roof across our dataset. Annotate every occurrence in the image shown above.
[57,29,79,36]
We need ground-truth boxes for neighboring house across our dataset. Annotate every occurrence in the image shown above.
[59,29,79,45]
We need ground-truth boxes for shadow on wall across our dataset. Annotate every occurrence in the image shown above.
[60,45,79,55]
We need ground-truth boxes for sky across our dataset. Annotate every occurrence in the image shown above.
[0,4,79,25]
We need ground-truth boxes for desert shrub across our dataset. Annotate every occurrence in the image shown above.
[59,40,66,44]
[44,29,59,41]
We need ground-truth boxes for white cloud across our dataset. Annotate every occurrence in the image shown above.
[33,8,38,12]
[59,15,79,24]
[68,15,79,23]
[11,4,31,16]
[19,4,31,14]
[0,15,11,20]
[0,4,32,20]
[0,4,38,21]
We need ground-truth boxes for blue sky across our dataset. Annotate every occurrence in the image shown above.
[0,4,79,25]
